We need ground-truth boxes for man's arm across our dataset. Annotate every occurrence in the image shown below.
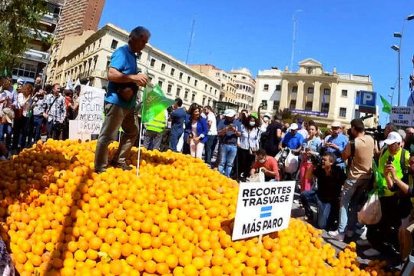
[108,67,148,86]
[341,142,351,161]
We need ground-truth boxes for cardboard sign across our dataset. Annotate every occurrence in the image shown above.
[390,106,413,127]
[232,181,295,241]
[77,85,106,136]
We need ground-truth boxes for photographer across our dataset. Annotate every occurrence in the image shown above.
[328,119,374,241]
[30,89,47,144]
[44,84,66,140]
[300,152,346,229]
[217,109,241,177]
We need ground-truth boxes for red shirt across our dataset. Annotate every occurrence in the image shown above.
[252,156,280,181]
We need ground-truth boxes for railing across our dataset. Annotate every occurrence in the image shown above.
[338,73,371,82]
[23,49,49,63]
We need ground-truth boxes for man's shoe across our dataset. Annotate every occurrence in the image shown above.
[327,230,345,242]
[363,248,381,257]
[95,168,106,174]
[114,163,133,171]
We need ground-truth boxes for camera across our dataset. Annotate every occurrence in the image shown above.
[365,125,385,142]
[387,155,394,165]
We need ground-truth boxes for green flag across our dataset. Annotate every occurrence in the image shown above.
[380,95,392,114]
[141,84,174,123]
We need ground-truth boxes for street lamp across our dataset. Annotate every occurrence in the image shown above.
[391,44,401,105]
[391,14,414,106]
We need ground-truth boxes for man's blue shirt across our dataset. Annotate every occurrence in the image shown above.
[324,133,349,165]
[106,45,139,109]
[282,132,304,150]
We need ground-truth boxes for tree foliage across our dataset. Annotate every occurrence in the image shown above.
[0,0,47,75]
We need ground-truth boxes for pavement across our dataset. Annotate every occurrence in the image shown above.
[290,192,406,273]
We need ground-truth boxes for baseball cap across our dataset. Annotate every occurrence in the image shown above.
[223,109,236,117]
[290,123,299,131]
[331,121,342,128]
[263,113,271,119]
[17,78,24,85]
[383,131,402,145]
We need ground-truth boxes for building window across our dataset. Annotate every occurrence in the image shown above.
[275,85,281,91]
[204,84,207,91]
[290,100,296,110]
[179,72,183,80]
[323,88,330,95]
[273,101,280,111]
[214,89,217,96]
[187,76,191,83]
[184,89,189,100]
[194,80,198,87]
[167,84,172,95]
[191,93,196,102]
[321,103,329,113]
[261,100,268,110]
[307,87,314,94]
[158,80,163,88]
[110,39,118,50]
[170,68,175,76]
[292,86,298,93]
[176,87,181,97]
[306,67,313,74]
[263,84,269,91]
[305,102,312,111]
[341,89,348,97]
[339,107,347,117]
[161,63,166,72]
[202,96,206,106]
[150,58,155,67]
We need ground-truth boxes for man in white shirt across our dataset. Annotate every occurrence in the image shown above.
[204,106,218,167]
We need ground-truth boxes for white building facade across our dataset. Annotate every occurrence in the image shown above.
[230,68,255,111]
[254,59,377,127]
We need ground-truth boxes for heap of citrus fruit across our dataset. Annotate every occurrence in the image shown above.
[0,139,392,275]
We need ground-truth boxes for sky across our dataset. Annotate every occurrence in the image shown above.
[100,0,414,125]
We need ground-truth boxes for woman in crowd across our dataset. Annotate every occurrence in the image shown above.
[299,122,322,191]
[185,105,208,159]
[237,115,261,180]
[30,89,47,145]
[17,84,34,149]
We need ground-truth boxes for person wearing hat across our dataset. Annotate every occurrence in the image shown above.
[217,109,241,177]
[297,118,308,140]
[280,122,304,152]
[364,131,410,256]
[322,121,348,170]
[260,113,271,133]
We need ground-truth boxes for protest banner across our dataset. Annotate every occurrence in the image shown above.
[232,181,295,241]
[390,106,414,127]
[69,85,105,140]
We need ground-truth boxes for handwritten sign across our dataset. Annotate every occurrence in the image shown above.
[232,181,295,241]
[78,85,105,135]
[390,106,413,127]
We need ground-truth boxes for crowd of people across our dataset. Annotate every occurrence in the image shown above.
[0,76,80,158]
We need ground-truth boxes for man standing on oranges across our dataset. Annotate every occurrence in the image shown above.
[95,26,150,173]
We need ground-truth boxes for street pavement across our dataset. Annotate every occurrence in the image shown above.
[290,194,405,273]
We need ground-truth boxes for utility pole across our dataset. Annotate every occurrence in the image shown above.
[289,10,302,71]
[185,19,195,65]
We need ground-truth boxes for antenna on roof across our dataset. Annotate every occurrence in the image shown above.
[185,19,195,64]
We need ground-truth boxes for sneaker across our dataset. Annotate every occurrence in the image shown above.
[363,248,381,257]
[116,163,133,171]
[327,230,345,241]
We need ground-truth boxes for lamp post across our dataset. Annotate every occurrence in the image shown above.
[391,44,401,106]
[391,14,414,106]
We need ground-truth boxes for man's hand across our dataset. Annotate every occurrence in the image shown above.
[327,142,338,150]
[130,73,148,87]
[384,164,396,178]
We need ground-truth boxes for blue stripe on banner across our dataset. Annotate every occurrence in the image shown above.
[261,206,272,212]
[260,212,271,218]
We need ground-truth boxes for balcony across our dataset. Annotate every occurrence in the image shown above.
[22,49,49,64]
[78,70,107,80]
[40,12,58,26]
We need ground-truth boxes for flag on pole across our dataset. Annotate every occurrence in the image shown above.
[141,84,174,123]
[380,95,392,114]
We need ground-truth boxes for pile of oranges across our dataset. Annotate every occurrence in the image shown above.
[0,139,391,275]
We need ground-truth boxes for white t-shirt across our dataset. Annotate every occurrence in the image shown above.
[207,112,217,135]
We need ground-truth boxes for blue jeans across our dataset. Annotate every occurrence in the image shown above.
[317,197,332,229]
[0,123,12,148]
[338,178,371,233]
[218,144,237,177]
[204,135,217,165]
[32,115,44,144]
[169,129,183,152]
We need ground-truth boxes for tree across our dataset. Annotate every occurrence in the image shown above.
[0,0,47,75]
